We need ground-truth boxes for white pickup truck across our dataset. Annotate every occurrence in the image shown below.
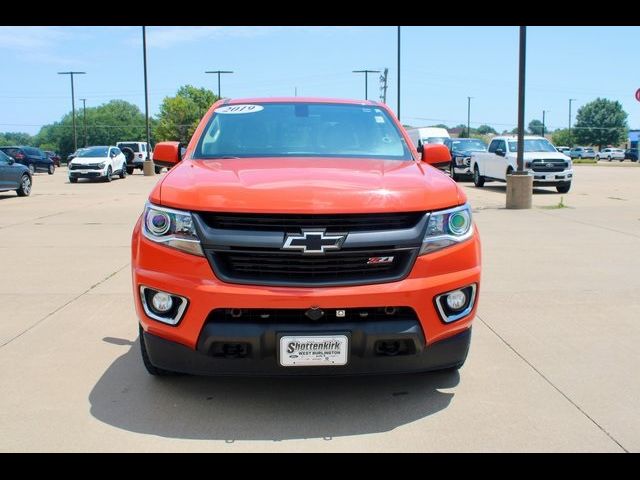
[469,135,573,193]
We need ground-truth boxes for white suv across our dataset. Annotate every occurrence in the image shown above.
[116,142,161,174]
[596,148,625,161]
[68,146,127,183]
[469,135,573,193]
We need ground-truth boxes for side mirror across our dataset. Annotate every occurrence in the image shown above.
[495,148,505,157]
[420,143,451,168]
[416,142,423,153]
[7,157,15,165]
[153,141,183,168]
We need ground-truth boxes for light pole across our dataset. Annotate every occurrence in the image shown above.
[80,98,87,147]
[467,96,473,138]
[353,69,381,100]
[506,25,532,210]
[142,26,153,176]
[397,26,401,121]
[542,109,547,138]
[205,70,234,98]
[568,98,577,145]
[57,71,86,152]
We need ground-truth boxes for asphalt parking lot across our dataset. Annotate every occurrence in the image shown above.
[1,163,639,452]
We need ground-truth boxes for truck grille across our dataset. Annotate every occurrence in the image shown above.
[207,247,418,287]
[530,160,568,172]
[198,212,423,232]
[208,307,418,323]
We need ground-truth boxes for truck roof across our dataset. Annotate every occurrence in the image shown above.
[492,135,548,141]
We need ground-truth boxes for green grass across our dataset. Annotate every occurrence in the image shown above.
[571,158,598,164]
[539,196,570,209]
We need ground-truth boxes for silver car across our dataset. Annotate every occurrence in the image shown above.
[596,148,625,161]
[568,146,596,159]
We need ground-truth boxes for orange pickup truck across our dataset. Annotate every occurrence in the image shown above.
[131,98,481,376]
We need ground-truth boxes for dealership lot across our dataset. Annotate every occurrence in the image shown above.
[1,164,639,452]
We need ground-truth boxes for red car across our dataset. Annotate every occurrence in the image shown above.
[133,97,481,377]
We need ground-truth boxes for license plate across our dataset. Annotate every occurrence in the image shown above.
[279,335,348,367]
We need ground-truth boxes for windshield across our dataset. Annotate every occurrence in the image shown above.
[118,143,140,152]
[508,139,557,152]
[194,103,412,160]
[77,147,108,158]
[451,139,487,152]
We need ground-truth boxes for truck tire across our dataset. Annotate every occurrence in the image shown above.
[139,326,177,376]
[126,166,135,175]
[69,178,78,183]
[48,164,55,175]
[556,182,571,193]
[473,165,485,187]
[119,163,127,179]
[104,166,113,182]
[154,166,163,174]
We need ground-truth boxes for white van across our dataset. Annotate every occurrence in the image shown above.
[406,127,451,150]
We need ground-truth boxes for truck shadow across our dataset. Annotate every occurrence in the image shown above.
[89,339,459,441]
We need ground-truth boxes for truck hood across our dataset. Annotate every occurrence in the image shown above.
[153,157,463,213]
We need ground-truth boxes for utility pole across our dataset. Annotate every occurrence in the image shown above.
[506,25,532,210]
[379,68,389,103]
[142,26,153,176]
[295,87,297,97]
[80,98,87,147]
[467,96,473,138]
[397,26,401,121]
[569,98,577,145]
[57,71,86,153]
[205,70,234,98]
[353,69,381,100]
[542,109,547,138]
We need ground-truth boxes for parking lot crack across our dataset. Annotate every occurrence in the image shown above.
[534,209,640,240]
[0,262,130,350]
[476,314,629,453]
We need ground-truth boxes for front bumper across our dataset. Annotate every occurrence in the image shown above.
[132,216,481,375]
[531,169,573,185]
[69,169,107,179]
[142,323,471,376]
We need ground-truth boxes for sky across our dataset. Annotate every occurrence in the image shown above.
[1,26,639,136]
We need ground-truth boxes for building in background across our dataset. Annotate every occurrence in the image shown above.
[628,130,639,149]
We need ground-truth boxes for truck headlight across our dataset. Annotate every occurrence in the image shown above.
[420,204,474,255]
[97,162,106,169]
[142,203,204,256]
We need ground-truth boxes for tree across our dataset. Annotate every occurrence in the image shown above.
[528,119,544,136]
[431,124,449,129]
[573,98,628,149]
[0,132,33,146]
[476,124,497,135]
[33,100,149,157]
[154,85,219,144]
[551,128,573,147]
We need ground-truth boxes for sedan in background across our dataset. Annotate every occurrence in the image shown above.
[568,146,596,159]
[0,146,55,175]
[596,148,625,161]
[444,138,488,181]
[68,146,127,183]
[0,149,32,197]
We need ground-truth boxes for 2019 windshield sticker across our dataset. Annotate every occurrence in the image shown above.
[215,104,264,114]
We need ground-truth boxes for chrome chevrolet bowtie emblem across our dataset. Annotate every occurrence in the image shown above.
[282,229,347,254]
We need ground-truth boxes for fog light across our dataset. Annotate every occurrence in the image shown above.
[151,292,173,312]
[446,290,467,311]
